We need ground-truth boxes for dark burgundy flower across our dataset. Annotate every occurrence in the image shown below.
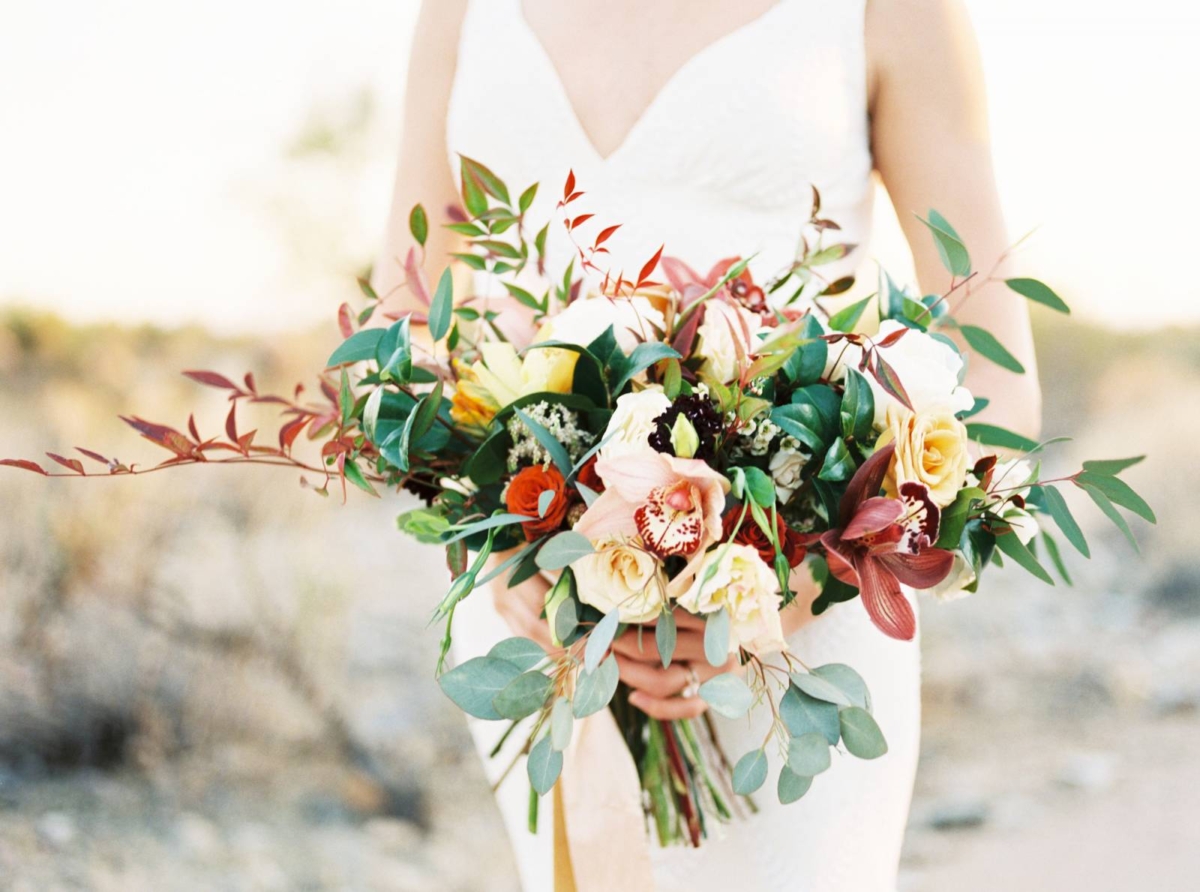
[819,444,956,640]
[722,509,808,568]
[648,394,723,460]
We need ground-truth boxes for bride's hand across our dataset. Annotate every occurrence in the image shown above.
[488,555,734,720]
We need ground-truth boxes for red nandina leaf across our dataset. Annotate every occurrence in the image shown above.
[337,303,354,338]
[672,303,705,357]
[563,169,576,201]
[237,431,257,452]
[279,415,308,450]
[660,256,703,293]
[320,379,339,405]
[187,413,201,442]
[446,203,467,223]
[569,213,594,229]
[404,247,431,306]
[183,370,238,390]
[45,452,86,475]
[120,417,194,456]
[636,246,664,288]
[876,327,909,348]
[1,458,48,475]
[244,372,257,393]
[76,447,110,465]
[564,190,584,203]
[225,404,238,443]
[594,224,620,246]
[869,352,913,412]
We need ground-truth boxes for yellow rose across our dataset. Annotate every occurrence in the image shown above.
[520,344,578,395]
[876,405,969,507]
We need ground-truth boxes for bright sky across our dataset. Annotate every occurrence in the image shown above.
[1,0,1197,333]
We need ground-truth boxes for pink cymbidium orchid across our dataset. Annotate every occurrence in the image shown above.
[820,443,956,641]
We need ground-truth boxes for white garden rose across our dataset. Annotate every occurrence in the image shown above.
[926,553,977,601]
[1000,505,1039,545]
[573,536,666,623]
[539,295,665,352]
[677,544,786,656]
[597,387,672,462]
[694,300,762,384]
[824,320,974,428]
[992,457,1035,496]
[769,446,808,501]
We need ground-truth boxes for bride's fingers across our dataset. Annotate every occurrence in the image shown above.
[612,626,707,664]
[672,609,707,631]
[614,655,692,699]
[627,691,707,721]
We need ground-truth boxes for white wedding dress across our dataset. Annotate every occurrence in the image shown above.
[440,1,921,889]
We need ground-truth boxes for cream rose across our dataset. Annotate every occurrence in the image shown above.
[538,295,666,352]
[695,300,762,384]
[1000,505,1039,545]
[598,388,672,462]
[824,320,974,428]
[677,544,786,656]
[769,446,808,501]
[573,535,666,623]
[877,405,970,507]
[926,553,977,601]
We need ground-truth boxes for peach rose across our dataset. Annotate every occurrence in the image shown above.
[876,405,970,508]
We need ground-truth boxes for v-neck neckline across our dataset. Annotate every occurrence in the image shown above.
[514,0,792,164]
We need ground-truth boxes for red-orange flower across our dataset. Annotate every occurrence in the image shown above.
[722,509,808,568]
[506,465,569,540]
[575,456,605,494]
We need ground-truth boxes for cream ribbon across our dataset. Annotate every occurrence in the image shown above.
[556,709,657,892]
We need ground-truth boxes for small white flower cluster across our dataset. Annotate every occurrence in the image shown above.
[729,415,781,458]
[506,401,595,471]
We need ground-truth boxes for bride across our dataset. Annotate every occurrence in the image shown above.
[373,1,1040,889]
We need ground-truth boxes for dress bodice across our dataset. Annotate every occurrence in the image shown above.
[446,0,874,289]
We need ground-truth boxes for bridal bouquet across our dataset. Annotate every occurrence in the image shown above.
[4,158,1154,850]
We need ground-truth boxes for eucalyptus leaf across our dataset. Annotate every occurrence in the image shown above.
[732,749,769,795]
[493,671,554,721]
[488,637,547,672]
[789,671,852,707]
[1075,472,1156,524]
[550,696,574,751]
[698,672,754,719]
[536,531,595,570]
[527,735,563,796]
[573,654,620,718]
[1006,277,1070,314]
[656,609,677,669]
[994,530,1055,585]
[584,609,620,674]
[1081,456,1144,476]
[839,706,888,759]
[959,324,1025,374]
[438,657,522,720]
[1040,485,1090,557]
[513,408,573,477]
[812,663,871,711]
[786,732,832,776]
[704,610,731,667]
[920,210,971,277]
[1084,487,1139,552]
[777,766,813,804]
[780,684,841,745]
[965,423,1040,453]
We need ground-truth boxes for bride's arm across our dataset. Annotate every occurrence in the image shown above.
[370,0,469,319]
[867,0,1042,439]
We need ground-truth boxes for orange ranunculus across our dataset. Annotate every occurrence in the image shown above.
[575,456,605,494]
[721,509,808,568]
[506,465,570,540]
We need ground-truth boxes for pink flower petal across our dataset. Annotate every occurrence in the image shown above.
[574,489,639,540]
[821,531,860,586]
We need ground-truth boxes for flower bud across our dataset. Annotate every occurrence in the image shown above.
[670,414,700,458]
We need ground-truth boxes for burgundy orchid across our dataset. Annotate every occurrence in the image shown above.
[820,443,956,641]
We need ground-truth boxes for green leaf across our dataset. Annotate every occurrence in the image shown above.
[553,595,580,644]
[811,664,871,711]
[438,656,522,720]
[920,210,971,277]
[994,530,1055,585]
[965,423,1040,453]
[584,609,620,674]
[460,160,488,218]
[408,204,428,247]
[1040,485,1090,557]
[512,408,574,477]
[462,156,511,205]
[698,672,754,719]
[1083,487,1139,552]
[444,512,532,545]
[817,438,856,482]
[503,282,544,312]
[780,685,841,745]
[789,671,852,707]
[958,324,1025,374]
[338,368,354,427]
[783,338,828,386]
[839,368,874,442]
[362,386,384,443]
[1006,278,1069,314]
[777,766,813,804]
[493,671,554,720]
[610,343,681,396]
[527,735,562,796]
[1075,472,1156,523]
[839,706,888,759]
[428,268,454,342]
[573,653,620,718]
[536,531,594,570]
[786,732,832,776]
[342,459,377,497]
[732,749,769,795]
[936,486,986,549]
[959,396,990,420]
[1082,456,1144,476]
[518,182,538,214]
[488,637,547,672]
[771,405,826,453]
[741,467,777,508]
[550,696,573,751]
[1041,530,1072,585]
[828,295,872,333]
[656,609,677,669]
[704,610,731,667]
[327,328,384,367]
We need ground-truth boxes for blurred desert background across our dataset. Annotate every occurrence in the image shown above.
[1,2,1198,890]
